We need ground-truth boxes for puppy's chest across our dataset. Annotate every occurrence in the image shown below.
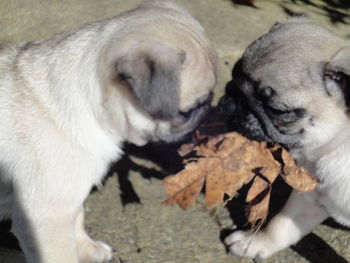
[295,152,350,225]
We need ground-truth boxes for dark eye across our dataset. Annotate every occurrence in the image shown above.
[265,104,306,124]
[265,104,286,115]
[266,105,306,117]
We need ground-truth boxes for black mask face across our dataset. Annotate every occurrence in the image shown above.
[217,60,269,142]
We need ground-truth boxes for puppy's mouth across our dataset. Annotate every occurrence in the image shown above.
[152,93,213,143]
[177,93,213,123]
[217,82,268,142]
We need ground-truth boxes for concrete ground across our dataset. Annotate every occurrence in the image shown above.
[0,0,350,262]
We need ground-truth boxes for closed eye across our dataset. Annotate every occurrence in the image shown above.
[254,87,289,115]
[264,103,306,122]
[264,104,288,115]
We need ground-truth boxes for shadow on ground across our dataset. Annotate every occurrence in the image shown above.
[107,104,350,263]
[106,108,228,206]
[1,105,349,262]
[220,179,349,263]
[231,0,350,24]
[292,231,348,263]
[0,221,19,251]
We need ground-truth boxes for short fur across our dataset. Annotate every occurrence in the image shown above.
[0,1,217,262]
[219,18,350,259]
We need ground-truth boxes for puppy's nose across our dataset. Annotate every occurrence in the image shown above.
[217,95,236,117]
[217,80,242,117]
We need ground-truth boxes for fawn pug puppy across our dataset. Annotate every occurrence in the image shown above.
[0,0,217,262]
[219,18,350,259]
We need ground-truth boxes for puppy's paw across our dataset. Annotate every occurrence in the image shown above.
[224,230,277,259]
[78,239,113,263]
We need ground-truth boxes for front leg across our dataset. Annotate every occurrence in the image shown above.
[10,158,97,263]
[76,206,113,263]
[225,190,328,259]
[12,198,80,263]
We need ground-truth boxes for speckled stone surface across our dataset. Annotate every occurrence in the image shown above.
[0,1,349,262]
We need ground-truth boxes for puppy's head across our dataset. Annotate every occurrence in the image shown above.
[219,18,350,153]
[100,0,217,145]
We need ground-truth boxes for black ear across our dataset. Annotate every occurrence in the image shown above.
[323,47,350,106]
[116,44,184,120]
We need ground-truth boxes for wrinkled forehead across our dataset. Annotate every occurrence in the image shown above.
[241,52,313,100]
[244,56,313,91]
[240,21,343,91]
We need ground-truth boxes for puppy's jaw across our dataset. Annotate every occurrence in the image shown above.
[157,102,211,143]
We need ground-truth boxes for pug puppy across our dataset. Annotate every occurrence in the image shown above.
[0,1,217,262]
[219,18,350,259]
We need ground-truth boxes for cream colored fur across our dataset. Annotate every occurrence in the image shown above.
[224,18,350,259]
[0,1,217,262]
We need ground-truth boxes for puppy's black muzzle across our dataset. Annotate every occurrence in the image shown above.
[217,81,269,142]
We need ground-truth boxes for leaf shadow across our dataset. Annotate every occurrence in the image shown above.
[221,176,291,235]
[104,108,228,207]
[222,177,349,262]
[279,0,350,24]
[231,0,258,8]
[0,220,21,250]
[230,0,350,25]
[105,142,183,207]
[0,203,42,262]
[292,233,348,263]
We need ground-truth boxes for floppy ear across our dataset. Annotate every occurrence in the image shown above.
[323,47,350,105]
[115,43,184,120]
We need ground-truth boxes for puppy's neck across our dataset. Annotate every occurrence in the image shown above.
[302,124,350,162]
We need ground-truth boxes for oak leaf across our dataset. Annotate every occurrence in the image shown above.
[162,132,317,223]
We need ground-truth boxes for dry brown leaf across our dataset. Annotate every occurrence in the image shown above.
[162,132,317,223]
[280,149,318,192]
[246,175,271,223]
[245,167,280,222]
[162,162,206,209]
[246,167,280,203]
